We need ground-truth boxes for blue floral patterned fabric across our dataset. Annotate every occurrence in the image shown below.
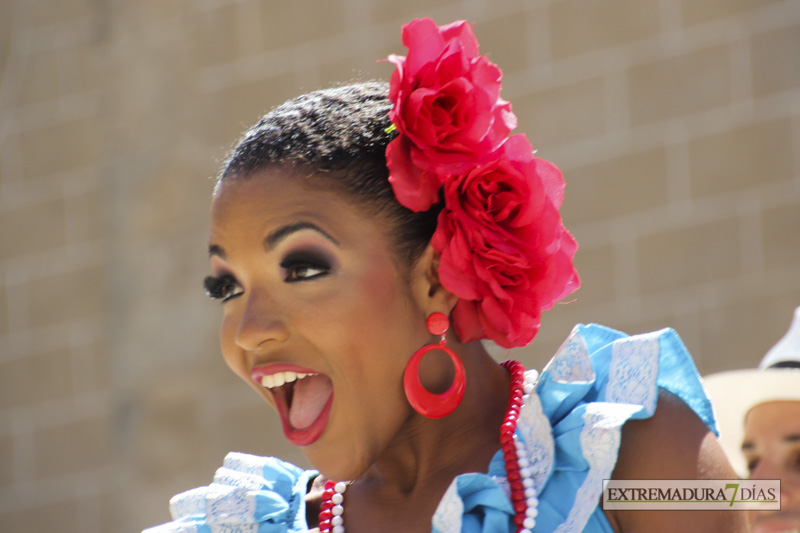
[144,454,318,533]
[144,324,717,533]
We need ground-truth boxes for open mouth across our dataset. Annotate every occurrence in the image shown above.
[252,366,334,446]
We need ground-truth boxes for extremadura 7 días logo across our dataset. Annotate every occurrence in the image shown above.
[603,479,780,510]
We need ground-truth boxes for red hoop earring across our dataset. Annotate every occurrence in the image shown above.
[403,312,466,419]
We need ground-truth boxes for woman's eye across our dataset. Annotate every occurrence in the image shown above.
[746,457,760,474]
[281,254,331,282]
[203,274,243,302]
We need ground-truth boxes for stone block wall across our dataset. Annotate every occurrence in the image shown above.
[1,0,798,530]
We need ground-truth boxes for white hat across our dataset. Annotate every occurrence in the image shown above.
[703,306,800,476]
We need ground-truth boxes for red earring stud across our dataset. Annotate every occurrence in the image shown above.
[403,312,466,418]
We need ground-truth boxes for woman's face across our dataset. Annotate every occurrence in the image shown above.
[743,401,800,533]
[206,167,433,480]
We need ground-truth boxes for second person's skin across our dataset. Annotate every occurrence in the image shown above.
[743,401,800,533]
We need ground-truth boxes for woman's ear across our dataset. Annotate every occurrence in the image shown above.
[409,244,459,316]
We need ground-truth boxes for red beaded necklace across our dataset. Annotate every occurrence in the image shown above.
[318,360,539,533]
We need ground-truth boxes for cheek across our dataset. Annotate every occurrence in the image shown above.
[352,269,416,341]
[323,266,418,373]
[219,311,248,380]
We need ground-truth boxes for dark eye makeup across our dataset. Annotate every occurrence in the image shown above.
[281,251,332,282]
[203,274,242,302]
[203,250,333,301]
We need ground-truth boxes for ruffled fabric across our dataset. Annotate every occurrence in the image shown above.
[144,324,716,533]
[143,454,318,533]
[431,323,717,532]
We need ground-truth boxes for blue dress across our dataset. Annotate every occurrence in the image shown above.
[144,324,717,533]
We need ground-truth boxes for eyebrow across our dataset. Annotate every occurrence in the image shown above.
[208,221,339,258]
[741,433,800,452]
[209,243,226,259]
[264,221,339,250]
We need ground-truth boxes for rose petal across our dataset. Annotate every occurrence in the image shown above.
[402,18,447,76]
[439,20,480,58]
[386,137,441,212]
[452,299,485,344]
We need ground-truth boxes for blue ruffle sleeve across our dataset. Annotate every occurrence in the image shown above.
[143,453,318,533]
[432,324,717,532]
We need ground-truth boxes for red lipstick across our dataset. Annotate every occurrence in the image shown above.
[251,364,334,446]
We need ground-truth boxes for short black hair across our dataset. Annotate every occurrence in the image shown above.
[218,81,441,267]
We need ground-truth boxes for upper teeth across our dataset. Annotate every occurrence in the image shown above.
[261,371,312,388]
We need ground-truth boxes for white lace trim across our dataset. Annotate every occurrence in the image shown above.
[553,403,639,533]
[143,520,201,533]
[169,486,208,520]
[209,524,259,533]
[222,452,267,477]
[144,520,260,533]
[517,370,554,494]
[170,483,259,525]
[432,478,464,533]
[214,467,266,490]
[208,485,258,524]
[544,326,595,383]
[606,332,659,415]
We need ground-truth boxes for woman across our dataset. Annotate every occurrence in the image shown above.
[146,19,745,532]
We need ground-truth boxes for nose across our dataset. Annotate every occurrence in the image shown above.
[750,459,796,505]
[750,457,778,481]
[234,290,290,351]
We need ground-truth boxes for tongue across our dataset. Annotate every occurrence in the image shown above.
[289,374,333,430]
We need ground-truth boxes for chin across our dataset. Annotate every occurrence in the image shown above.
[749,511,800,533]
[301,441,366,482]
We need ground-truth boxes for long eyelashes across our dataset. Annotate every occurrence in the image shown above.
[203,274,242,302]
[280,252,332,282]
[203,253,332,302]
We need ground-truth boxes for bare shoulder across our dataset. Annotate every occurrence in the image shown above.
[604,389,748,532]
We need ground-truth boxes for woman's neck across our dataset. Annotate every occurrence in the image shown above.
[346,343,512,523]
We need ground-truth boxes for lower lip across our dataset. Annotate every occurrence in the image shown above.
[279,391,334,446]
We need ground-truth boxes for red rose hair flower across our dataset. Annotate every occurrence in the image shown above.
[433,135,579,348]
[387,18,517,211]
[386,19,579,348]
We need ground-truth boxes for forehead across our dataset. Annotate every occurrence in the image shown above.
[213,167,347,216]
[743,401,800,441]
[214,168,346,226]
[209,167,389,252]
